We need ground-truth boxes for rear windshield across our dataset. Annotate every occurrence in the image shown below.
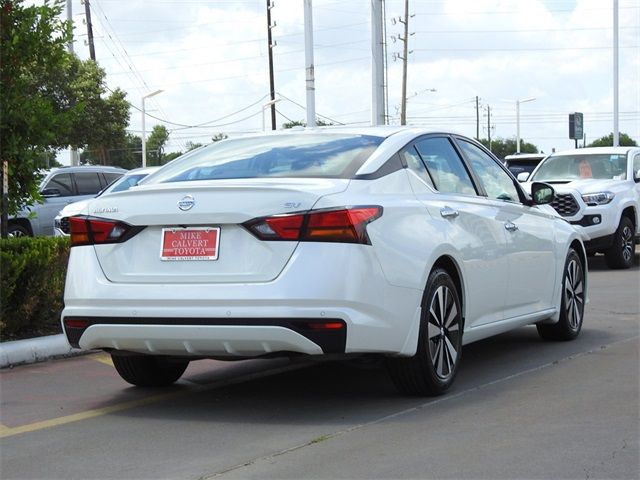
[146,133,384,184]
[506,160,540,176]
[532,154,628,181]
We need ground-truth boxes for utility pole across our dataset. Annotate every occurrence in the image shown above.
[266,0,277,130]
[613,0,619,146]
[67,0,80,166]
[371,0,385,126]
[399,0,410,125]
[304,0,316,127]
[475,96,480,140]
[84,0,96,61]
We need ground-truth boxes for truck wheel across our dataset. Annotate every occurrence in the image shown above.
[8,224,30,237]
[604,217,635,269]
[111,354,189,387]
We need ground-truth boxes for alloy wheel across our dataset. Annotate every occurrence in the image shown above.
[427,285,461,379]
[563,257,584,331]
[621,225,634,264]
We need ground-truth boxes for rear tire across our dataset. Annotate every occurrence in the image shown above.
[387,268,463,396]
[604,216,635,269]
[537,248,585,341]
[8,224,30,237]
[111,354,189,387]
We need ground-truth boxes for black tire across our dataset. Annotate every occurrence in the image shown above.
[111,354,189,387]
[8,224,30,237]
[537,248,585,341]
[387,268,463,396]
[604,216,635,269]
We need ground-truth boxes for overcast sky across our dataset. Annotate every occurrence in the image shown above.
[62,0,639,158]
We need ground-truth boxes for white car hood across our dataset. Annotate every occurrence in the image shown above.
[525,178,624,194]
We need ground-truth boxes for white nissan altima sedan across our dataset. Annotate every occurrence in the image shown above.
[62,127,587,395]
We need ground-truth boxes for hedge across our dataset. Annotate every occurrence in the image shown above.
[1,236,70,341]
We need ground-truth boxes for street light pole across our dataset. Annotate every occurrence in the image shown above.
[516,97,536,153]
[141,90,163,167]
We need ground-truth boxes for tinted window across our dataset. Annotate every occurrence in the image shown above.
[414,137,476,195]
[401,147,434,188]
[506,160,540,176]
[532,154,628,181]
[43,173,74,196]
[458,140,520,202]
[147,134,384,183]
[633,154,640,177]
[75,172,104,195]
[104,172,123,185]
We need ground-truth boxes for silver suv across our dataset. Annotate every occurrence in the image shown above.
[8,166,126,237]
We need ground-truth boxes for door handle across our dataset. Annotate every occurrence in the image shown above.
[440,207,459,219]
[504,222,519,232]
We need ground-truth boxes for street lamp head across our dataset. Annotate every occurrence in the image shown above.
[144,89,164,100]
[518,96,536,104]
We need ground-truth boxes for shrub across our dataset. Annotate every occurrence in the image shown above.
[0,236,70,341]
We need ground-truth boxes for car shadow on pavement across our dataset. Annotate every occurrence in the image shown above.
[586,248,640,271]
[98,324,616,427]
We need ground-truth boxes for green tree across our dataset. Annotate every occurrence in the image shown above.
[145,125,170,166]
[587,133,637,147]
[211,133,228,143]
[479,137,539,160]
[282,119,333,128]
[1,0,73,218]
[69,60,130,165]
[82,133,141,170]
[0,0,131,230]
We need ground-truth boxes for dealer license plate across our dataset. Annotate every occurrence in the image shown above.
[161,227,220,261]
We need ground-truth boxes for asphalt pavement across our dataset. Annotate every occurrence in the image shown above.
[1,251,638,480]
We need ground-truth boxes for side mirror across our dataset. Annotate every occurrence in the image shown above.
[634,169,640,183]
[41,188,61,198]
[531,182,555,205]
[517,172,530,182]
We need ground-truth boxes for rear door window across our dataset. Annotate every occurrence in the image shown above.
[414,137,476,195]
[401,147,434,188]
[103,172,123,186]
[74,172,104,195]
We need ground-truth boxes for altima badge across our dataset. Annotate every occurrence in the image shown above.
[178,195,195,211]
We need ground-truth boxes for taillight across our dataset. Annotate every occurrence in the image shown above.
[69,216,144,247]
[244,206,382,244]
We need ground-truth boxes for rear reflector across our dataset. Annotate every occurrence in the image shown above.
[64,318,89,329]
[69,216,144,247]
[306,322,345,330]
[244,206,382,244]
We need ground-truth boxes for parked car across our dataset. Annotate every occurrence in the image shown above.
[62,128,587,396]
[520,146,640,269]
[54,167,160,237]
[8,166,126,237]
[503,153,547,178]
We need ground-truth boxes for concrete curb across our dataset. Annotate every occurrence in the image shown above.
[0,334,84,369]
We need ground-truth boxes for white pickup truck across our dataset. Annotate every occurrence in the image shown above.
[520,146,640,269]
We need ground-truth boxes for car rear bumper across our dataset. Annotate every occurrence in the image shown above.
[62,245,423,358]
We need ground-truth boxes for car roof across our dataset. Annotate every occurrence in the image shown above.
[47,165,128,174]
[549,146,638,157]
[504,153,547,161]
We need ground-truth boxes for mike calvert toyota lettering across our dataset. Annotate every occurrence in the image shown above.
[161,228,220,261]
